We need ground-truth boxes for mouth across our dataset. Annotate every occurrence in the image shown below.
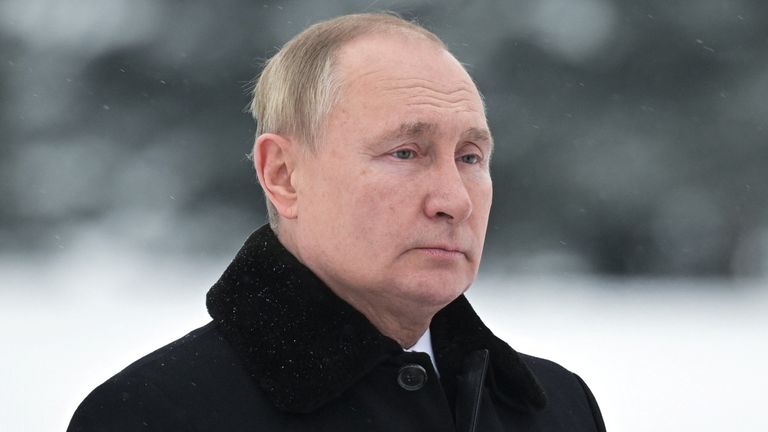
[412,246,467,259]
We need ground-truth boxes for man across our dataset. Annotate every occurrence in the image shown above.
[68,13,605,432]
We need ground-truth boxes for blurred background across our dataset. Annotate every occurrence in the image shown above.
[1,0,766,430]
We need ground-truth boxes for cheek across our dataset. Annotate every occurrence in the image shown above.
[469,179,493,225]
[349,181,399,220]
[477,182,493,213]
[346,176,414,236]
[474,175,493,204]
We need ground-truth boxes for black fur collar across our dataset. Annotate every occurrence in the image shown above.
[206,225,547,414]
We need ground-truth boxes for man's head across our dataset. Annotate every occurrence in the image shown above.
[251,13,493,327]
[251,13,445,226]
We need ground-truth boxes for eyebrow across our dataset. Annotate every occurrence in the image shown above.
[388,121,437,141]
[462,127,494,150]
[378,121,494,149]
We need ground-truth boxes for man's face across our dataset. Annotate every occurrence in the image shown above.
[291,33,492,311]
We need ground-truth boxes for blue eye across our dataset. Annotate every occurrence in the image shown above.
[459,154,480,164]
[393,149,416,160]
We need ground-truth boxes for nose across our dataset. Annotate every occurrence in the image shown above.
[423,160,473,223]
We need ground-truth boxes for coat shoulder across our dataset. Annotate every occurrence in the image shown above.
[67,322,275,432]
[516,353,606,432]
[517,352,579,384]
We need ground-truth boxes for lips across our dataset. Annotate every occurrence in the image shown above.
[412,246,467,258]
[417,245,463,253]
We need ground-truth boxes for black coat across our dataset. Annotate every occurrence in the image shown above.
[68,225,606,432]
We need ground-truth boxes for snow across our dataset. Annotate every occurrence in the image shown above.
[1,250,766,431]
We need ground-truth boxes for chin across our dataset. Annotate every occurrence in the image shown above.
[402,276,471,309]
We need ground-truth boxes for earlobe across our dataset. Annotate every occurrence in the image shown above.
[252,133,299,220]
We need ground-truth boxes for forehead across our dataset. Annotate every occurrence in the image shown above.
[333,33,486,118]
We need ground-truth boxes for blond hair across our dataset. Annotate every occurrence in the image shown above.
[250,13,445,227]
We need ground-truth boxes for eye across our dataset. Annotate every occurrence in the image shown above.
[458,153,481,164]
[392,149,416,160]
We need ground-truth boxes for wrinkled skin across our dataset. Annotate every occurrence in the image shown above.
[282,32,493,347]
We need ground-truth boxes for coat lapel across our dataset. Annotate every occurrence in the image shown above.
[206,225,403,413]
[432,296,548,413]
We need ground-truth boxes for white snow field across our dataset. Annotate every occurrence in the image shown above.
[2,248,766,431]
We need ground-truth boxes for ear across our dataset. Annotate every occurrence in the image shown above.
[252,133,299,220]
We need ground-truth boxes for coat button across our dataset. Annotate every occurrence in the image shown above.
[397,364,427,391]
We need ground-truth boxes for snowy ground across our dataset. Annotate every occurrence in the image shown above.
[2,248,766,431]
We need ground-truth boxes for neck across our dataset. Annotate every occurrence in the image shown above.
[276,224,435,348]
[335,291,435,349]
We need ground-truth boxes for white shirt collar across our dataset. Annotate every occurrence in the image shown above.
[404,328,439,376]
